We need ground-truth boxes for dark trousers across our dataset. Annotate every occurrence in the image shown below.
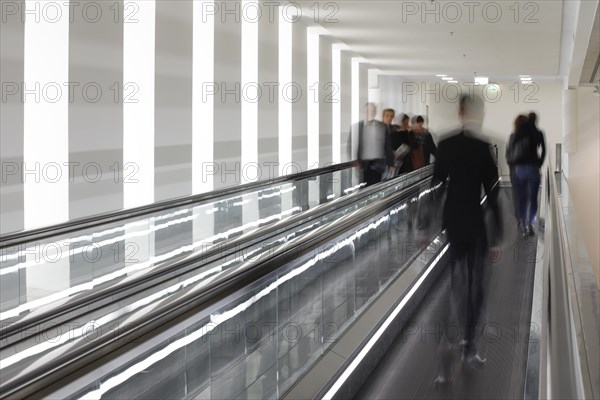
[362,159,385,187]
[441,239,487,353]
[509,167,519,220]
[514,164,541,226]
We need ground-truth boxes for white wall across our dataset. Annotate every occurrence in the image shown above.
[568,87,600,288]
[378,78,564,178]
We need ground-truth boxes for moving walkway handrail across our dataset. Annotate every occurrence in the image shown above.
[540,166,592,399]
[0,167,435,399]
[0,168,431,398]
[0,161,355,249]
[0,165,430,344]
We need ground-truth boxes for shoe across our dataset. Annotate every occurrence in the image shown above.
[461,351,487,370]
[528,224,535,236]
[434,374,452,389]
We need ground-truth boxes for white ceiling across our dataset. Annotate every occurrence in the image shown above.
[301,0,565,82]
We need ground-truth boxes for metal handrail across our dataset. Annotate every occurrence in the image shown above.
[539,166,590,399]
[0,167,435,400]
[0,162,355,249]
[0,165,431,345]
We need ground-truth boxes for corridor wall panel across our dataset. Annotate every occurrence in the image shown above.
[213,1,242,189]
[359,63,369,118]
[340,51,352,162]
[319,35,333,167]
[154,1,193,201]
[69,0,124,219]
[0,2,24,234]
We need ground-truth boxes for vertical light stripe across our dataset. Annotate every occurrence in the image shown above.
[351,58,360,161]
[278,12,292,176]
[124,0,155,208]
[368,69,381,108]
[241,0,259,183]
[332,45,341,164]
[307,28,319,170]
[23,0,69,229]
[193,1,215,194]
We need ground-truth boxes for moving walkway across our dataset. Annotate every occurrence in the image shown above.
[1,164,596,400]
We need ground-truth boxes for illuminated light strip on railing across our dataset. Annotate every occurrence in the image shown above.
[321,242,450,400]
[0,207,301,320]
[1,184,298,264]
[0,209,190,263]
[1,261,224,370]
[73,198,417,399]
[0,214,196,275]
[3,214,318,367]
[343,182,367,195]
[1,185,299,271]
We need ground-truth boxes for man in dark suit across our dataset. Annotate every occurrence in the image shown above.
[417,94,503,386]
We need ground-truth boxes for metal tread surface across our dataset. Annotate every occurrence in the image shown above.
[356,189,538,400]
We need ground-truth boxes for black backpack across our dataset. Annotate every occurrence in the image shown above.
[507,133,531,165]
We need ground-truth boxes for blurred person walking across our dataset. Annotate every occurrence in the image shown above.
[506,114,529,221]
[417,94,503,387]
[506,112,546,237]
[408,115,438,171]
[352,103,395,186]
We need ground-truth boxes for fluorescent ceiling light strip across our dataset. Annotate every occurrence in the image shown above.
[322,242,450,400]
[435,74,447,77]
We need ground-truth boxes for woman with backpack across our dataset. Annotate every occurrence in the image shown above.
[507,113,546,237]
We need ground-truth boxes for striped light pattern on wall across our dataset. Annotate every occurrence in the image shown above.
[277,10,293,176]
[193,1,215,194]
[23,0,69,229]
[1,1,371,234]
[241,0,259,183]
[332,45,342,164]
[307,27,320,170]
[124,0,156,208]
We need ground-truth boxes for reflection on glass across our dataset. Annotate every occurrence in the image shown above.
[59,180,442,400]
[0,168,365,326]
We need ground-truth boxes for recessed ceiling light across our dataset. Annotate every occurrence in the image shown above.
[436,74,447,77]
[518,75,530,78]
[520,77,532,81]
[442,77,453,80]
[448,80,458,83]
[475,76,489,85]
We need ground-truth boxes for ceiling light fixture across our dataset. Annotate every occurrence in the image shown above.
[442,77,453,81]
[475,76,489,85]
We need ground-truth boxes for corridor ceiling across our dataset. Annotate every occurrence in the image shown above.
[301,0,564,82]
